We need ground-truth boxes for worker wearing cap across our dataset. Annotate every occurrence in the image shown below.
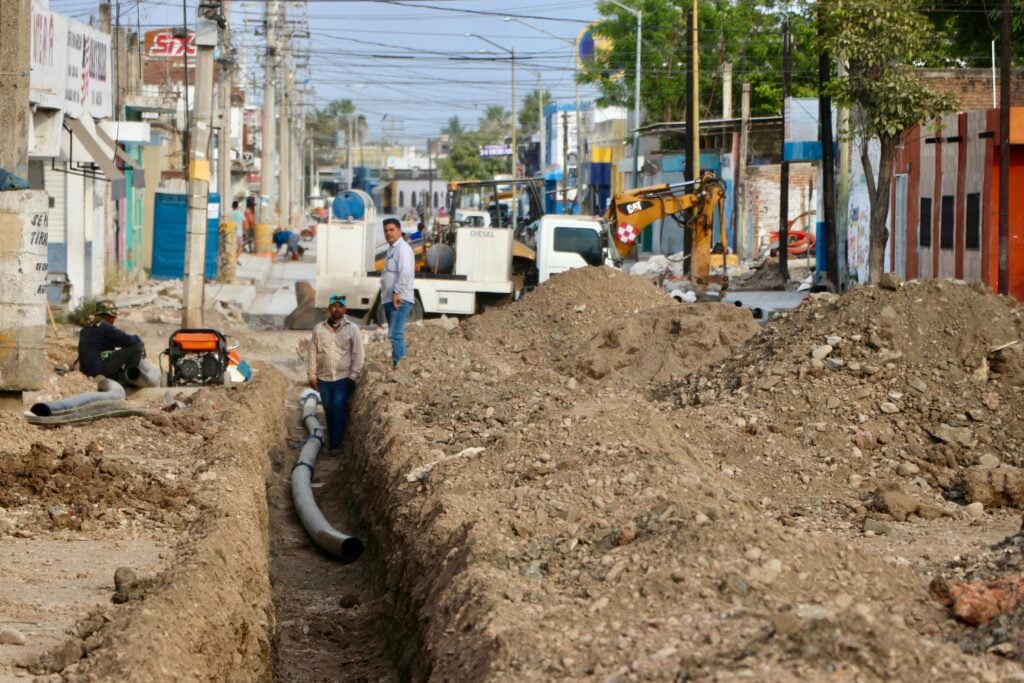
[308,294,365,452]
[77,300,145,382]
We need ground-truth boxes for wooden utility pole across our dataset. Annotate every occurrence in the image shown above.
[260,1,278,223]
[779,15,792,281]
[182,4,220,328]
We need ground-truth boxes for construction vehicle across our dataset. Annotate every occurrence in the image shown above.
[316,187,608,321]
[605,171,728,291]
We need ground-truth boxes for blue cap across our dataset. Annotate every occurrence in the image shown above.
[328,294,347,306]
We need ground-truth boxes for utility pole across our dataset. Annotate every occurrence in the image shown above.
[779,15,792,281]
[736,83,750,259]
[818,7,838,290]
[721,63,733,119]
[690,1,700,183]
[562,113,569,213]
[0,0,30,174]
[998,0,1010,295]
[183,3,221,328]
[217,1,232,207]
[280,74,291,229]
[260,0,278,224]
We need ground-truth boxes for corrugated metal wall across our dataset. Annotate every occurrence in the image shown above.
[938,121,959,278]
[963,111,987,283]
[918,133,936,279]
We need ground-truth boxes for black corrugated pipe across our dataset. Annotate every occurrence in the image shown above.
[29,377,126,416]
[292,389,364,564]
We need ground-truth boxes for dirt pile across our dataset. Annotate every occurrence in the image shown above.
[345,269,1024,680]
[0,362,288,681]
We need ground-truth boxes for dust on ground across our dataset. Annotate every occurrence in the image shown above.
[6,265,1024,682]
[344,268,1024,681]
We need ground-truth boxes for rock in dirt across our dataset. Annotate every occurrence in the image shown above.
[0,627,26,645]
[962,465,1024,508]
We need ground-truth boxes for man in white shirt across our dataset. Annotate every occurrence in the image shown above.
[379,217,415,368]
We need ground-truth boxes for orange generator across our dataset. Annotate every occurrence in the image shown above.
[165,329,229,386]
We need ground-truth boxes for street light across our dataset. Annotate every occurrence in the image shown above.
[503,16,584,213]
[607,0,642,189]
[466,33,517,231]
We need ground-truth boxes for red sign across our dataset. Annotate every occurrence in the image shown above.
[144,29,196,58]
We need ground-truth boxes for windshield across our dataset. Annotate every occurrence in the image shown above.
[553,227,603,266]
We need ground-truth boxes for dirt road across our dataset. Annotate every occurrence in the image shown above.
[3,268,1024,681]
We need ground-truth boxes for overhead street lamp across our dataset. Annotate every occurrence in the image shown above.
[607,0,642,189]
[466,33,517,231]
[504,16,584,213]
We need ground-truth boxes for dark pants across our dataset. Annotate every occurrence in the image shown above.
[319,378,354,451]
[99,343,144,382]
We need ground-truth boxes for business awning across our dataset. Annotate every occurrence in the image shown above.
[93,123,146,189]
[64,115,127,200]
[29,108,64,159]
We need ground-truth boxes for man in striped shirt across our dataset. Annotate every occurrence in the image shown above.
[308,294,365,452]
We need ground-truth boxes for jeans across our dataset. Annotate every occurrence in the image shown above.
[318,377,354,451]
[383,300,413,368]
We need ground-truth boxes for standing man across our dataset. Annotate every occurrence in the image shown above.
[380,217,415,368]
[308,294,365,452]
[77,300,146,383]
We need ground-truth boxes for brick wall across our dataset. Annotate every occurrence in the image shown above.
[739,163,818,259]
[920,68,1024,110]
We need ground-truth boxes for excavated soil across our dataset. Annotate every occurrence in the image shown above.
[344,268,1024,681]
[6,267,1024,682]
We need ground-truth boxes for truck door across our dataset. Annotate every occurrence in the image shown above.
[538,224,603,282]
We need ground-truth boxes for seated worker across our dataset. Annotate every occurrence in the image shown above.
[272,227,305,261]
[77,300,145,382]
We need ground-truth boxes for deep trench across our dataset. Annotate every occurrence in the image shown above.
[267,394,408,682]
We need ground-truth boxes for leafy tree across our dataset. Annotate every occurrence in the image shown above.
[479,105,512,138]
[441,116,466,140]
[437,130,511,181]
[306,99,366,164]
[923,0,1024,67]
[519,88,552,134]
[581,0,819,121]
[821,0,958,283]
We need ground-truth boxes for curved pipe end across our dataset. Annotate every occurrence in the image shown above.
[339,536,365,564]
[299,388,320,404]
[29,403,52,417]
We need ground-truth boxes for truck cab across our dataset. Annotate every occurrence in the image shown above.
[516,215,609,287]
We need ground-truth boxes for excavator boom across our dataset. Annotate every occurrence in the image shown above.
[604,171,728,288]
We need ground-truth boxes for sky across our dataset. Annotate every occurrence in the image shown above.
[47,0,607,149]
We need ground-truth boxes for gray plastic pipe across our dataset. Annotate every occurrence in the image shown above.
[125,358,161,388]
[29,377,126,417]
[291,388,364,563]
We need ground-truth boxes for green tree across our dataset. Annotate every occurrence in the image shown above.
[923,0,1024,67]
[519,88,552,134]
[306,99,367,164]
[581,0,818,121]
[442,116,466,140]
[437,130,511,181]
[479,105,512,138]
[821,0,958,283]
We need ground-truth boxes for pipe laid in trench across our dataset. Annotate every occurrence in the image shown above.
[125,358,161,388]
[291,388,364,564]
[29,377,127,417]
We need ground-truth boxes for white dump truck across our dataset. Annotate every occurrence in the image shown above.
[315,189,610,321]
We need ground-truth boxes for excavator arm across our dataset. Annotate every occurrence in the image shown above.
[604,171,728,288]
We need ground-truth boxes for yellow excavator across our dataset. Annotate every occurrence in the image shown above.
[605,171,728,291]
